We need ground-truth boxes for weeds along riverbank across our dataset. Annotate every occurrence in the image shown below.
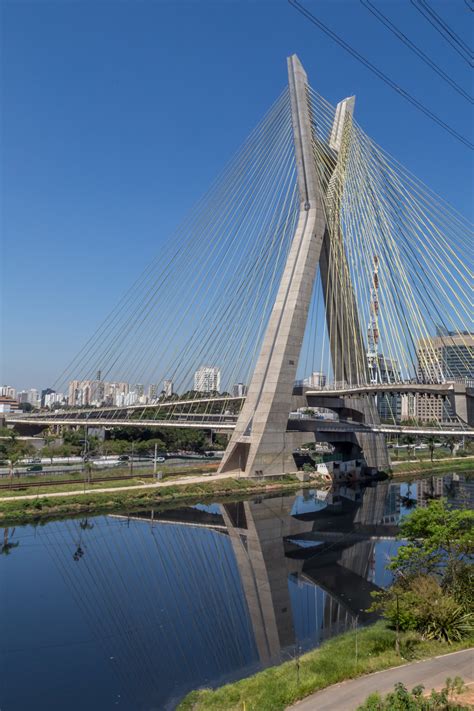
[390,457,474,477]
[177,622,474,711]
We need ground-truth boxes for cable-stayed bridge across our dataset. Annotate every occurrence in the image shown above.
[8,55,473,475]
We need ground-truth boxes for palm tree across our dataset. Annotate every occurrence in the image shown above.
[8,449,23,486]
[426,436,436,462]
[402,434,416,459]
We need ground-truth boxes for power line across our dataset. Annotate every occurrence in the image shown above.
[360,0,473,104]
[411,0,474,67]
[416,0,473,57]
[464,0,474,13]
[288,0,474,150]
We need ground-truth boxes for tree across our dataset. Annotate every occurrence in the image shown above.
[425,435,436,462]
[444,437,457,457]
[0,430,34,479]
[389,499,473,583]
[401,434,416,459]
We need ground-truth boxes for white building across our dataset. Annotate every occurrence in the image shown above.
[303,372,327,388]
[148,384,158,401]
[232,383,247,397]
[0,385,16,399]
[194,367,221,393]
[69,380,130,407]
[163,380,174,397]
[17,388,40,408]
[44,392,65,408]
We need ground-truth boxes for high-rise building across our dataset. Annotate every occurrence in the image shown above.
[0,386,16,399]
[44,392,64,408]
[194,367,221,393]
[416,332,474,422]
[376,356,402,423]
[232,383,247,397]
[416,332,474,383]
[17,388,40,408]
[104,382,129,406]
[303,372,327,388]
[148,384,159,401]
[41,388,55,407]
[69,380,129,407]
[163,380,174,397]
[401,392,416,421]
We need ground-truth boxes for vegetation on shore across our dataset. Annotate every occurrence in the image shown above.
[0,475,306,526]
[371,500,473,646]
[391,457,473,476]
[178,622,474,711]
[358,676,470,711]
[0,463,219,497]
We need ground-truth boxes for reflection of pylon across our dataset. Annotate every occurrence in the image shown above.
[369,547,376,583]
[367,255,379,384]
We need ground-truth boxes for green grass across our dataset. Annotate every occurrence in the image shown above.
[177,622,474,711]
[391,457,474,477]
[0,475,305,525]
[0,463,219,497]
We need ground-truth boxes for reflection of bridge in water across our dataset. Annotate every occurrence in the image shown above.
[123,480,399,666]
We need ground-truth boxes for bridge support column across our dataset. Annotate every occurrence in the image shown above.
[219,55,326,477]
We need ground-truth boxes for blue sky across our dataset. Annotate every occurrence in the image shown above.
[1,0,472,389]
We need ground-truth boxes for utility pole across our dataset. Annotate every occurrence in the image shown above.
[395,593,400,655]
[153,442,158,475]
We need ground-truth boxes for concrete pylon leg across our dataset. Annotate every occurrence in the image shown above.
[322,98,389,468]
[218,55,326,478]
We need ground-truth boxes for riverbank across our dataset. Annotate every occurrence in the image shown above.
[390,456,474,477]
[0,462,220,497]
[0,473,312,525]
[178,622,474,711]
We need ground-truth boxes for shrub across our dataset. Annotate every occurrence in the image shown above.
[371,575,474,644]
[357,677,468,710]
[423,601,473,644]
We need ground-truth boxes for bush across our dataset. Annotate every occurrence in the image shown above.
[423,601,473,644]
[371,576,474,644]
[357,677,468,710]
[443,560,474,612]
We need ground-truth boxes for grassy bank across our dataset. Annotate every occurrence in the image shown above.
[0,475,306,526]
[0,463,219,497]
[390,456,474,477]
[178,622,474,711]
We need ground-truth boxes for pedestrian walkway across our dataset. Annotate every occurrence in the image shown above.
[287,648,474,711]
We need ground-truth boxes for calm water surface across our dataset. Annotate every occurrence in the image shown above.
[0,473,472,710]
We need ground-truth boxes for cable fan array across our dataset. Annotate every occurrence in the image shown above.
[51,83,472,427]
[306,86,473,392]
[54,89,301,422]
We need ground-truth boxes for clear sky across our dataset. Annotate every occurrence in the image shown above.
[1,0,472,390]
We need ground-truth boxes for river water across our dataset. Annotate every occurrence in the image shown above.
[0,472,472,710]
